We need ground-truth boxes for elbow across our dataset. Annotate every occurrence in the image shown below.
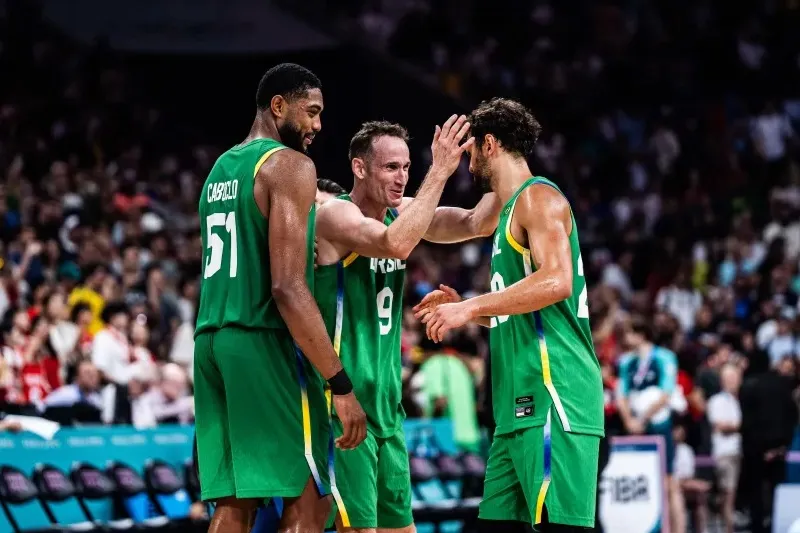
[551,275,572,302]
[271,280,301,305]
[393,246,412,261]
[385,238,412,260]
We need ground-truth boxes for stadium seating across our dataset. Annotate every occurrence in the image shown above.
[32,464,98,532]
[105,463,170,531]
[0,465,57,533]
[70,463,136,531]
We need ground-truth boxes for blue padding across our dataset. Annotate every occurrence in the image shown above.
[155,490,191,519]
[123,492,159,522]
[251,503,280,533]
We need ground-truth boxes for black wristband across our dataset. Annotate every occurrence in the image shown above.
[328,369,353,396]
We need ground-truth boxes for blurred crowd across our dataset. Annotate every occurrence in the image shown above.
[2,1,800,530]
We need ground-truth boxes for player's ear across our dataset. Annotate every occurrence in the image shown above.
[270,95,286,118]
[484,134,497,155]
[352,158,366,181]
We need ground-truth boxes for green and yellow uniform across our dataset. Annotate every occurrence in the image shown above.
[314,197,412,529]
[478,177,605,528]
[194,138,330,501]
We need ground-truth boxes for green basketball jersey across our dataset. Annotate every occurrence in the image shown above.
[489,176,604,437]
[314,196,406,437]
[196,138,317,335]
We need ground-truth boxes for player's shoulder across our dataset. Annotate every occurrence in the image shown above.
[516,180,570,221]
[256,148,316,191]
[317,197,362,223]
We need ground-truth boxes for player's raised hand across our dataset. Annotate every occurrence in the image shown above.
[413,284,462,323]
[425,300,474,343]
[332,392,367,450]
[430,114,475,178]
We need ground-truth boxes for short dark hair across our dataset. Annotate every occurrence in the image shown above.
[256,63,322,110]
[629,315,653,342]
[468,98,542,158]
[348,121,409,161]
[316,178,346,195]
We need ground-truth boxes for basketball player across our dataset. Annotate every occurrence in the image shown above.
[194,63,367,533]
[314,117,501,533]
[415,98,605,532]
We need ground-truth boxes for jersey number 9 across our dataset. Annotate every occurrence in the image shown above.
[377,287,393,335]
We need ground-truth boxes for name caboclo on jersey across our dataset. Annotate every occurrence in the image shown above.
[369,257,406,274]
[207,179,239,203]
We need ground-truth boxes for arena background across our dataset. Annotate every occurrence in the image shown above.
[1,0,800,532]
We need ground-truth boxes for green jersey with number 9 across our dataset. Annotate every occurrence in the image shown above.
[314,195,406,438]
[195,138,316,335]
[488,177,604,437]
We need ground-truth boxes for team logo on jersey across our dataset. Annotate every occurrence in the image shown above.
[369,257,406,274]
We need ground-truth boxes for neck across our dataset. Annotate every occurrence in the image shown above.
[492,156,534,205]
[349,182,388,221]
[243,112,280,144]
[636,342,653,357]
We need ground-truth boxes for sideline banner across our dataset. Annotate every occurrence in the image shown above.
[599,435,669,533]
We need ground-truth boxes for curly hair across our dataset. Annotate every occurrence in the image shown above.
[348,121,409,161]
[468,98,542,158]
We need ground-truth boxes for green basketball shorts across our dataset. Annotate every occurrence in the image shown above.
[329,418,413,529]
[479,410,600,528]
[194,327,331,501]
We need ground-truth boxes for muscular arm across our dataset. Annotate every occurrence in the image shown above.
[422,193,502,244]
[466,185,574,318]
[257,152,343,380]
[316,166,450,260]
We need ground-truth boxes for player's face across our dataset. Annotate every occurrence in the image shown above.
[279,88,323,153]
[468,142,493,193]
[364,136,410,208]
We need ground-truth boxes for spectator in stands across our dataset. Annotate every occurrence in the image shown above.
[616,316,682,533]
[43,359,102,410]
[143,362,193,425]
[70,302,94,360]
[101,365,158,428]
[707,363,742,533]
[44,290,80,382]
[739,350,799,533]
[655,268,703,333]
[673,421,710,533]
[67,263,109,336]
[91,300,134,385]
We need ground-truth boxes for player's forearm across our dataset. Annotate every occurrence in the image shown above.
[273,282,343,380]
[385,168,449,258]
[466,270,572,319]
[425,194,500,244]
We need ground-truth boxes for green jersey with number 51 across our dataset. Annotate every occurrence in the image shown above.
[314,195,406,438]
[489,177,604,437]
[196,138,316,336]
